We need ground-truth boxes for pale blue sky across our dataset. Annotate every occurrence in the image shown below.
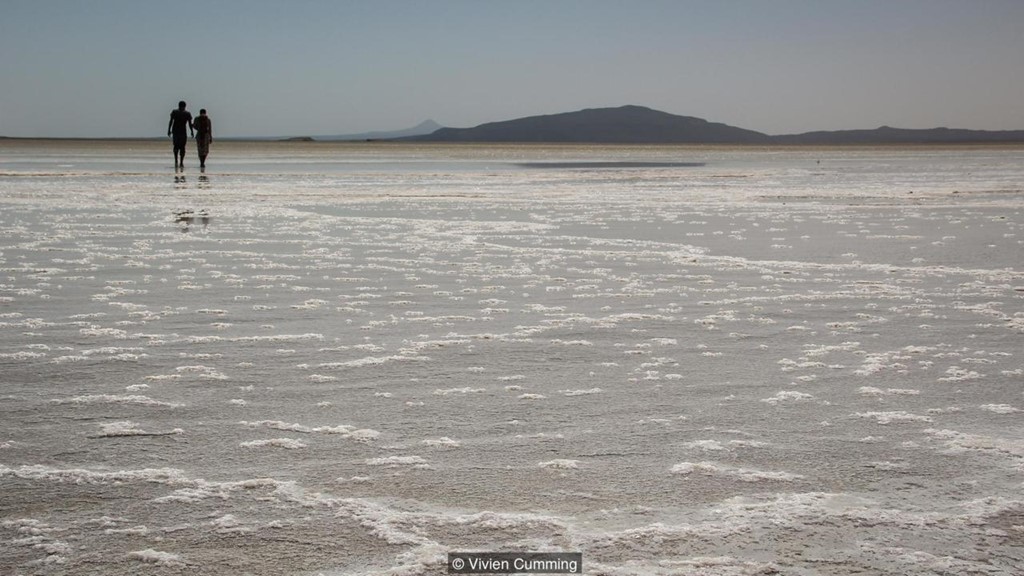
[1,0,1022,138]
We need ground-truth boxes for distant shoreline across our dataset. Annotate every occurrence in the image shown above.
[3,136,1024,148]
[5,106,1024,145]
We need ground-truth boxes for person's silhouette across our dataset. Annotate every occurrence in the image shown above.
[194,109,213,169]
[167,101,194,169]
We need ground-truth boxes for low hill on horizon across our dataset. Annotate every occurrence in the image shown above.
[5,108,1020,143]
[406,106,771,144]
[772,125,1024,145]
[314,119,443,141]
[403,106,1024,145]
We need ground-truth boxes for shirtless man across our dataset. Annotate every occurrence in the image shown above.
[167,101,194,169]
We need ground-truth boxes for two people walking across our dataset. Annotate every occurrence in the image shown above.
[168,101,212,170]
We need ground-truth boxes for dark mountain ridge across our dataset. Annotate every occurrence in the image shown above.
[772,125,1024,145]
[404,105,1024,144]
[408,106,771,144]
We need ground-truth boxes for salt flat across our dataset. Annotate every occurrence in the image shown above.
[1,141,1022,575]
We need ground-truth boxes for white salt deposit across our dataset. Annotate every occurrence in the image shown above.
[855,411,935,424]
[365,455,428,466]
[49,394,182,407]
[240,438,308,449]
[761,390,814,405]
[979,403,1021,414]
[422,437,460,448]
[1,140,1022,575]
[538,459,580,469]
[127,549,185,567]
[671,461,804,482]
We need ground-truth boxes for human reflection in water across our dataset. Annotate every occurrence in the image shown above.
[174,171,211,189]
[174,209,210,233]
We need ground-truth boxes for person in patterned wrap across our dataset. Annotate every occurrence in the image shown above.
[194,108,213,169]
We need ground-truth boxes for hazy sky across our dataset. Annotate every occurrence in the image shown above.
[2,0,1022,138]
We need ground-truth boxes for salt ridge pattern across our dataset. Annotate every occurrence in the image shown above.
[0,141,1022,575]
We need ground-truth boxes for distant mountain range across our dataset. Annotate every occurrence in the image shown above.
[3,108,1019,143]
[313,120,443,141]
[399,105,1024,145]
[770,125,1024,145]
[408,106,770,144]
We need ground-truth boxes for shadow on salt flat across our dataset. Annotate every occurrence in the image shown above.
[515,161,706,169]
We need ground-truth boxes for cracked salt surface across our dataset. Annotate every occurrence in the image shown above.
[1,140,1023,575]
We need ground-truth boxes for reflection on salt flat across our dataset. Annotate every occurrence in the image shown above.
[173,208,210,232]
[173,172,211,187]
[2,142,1023,205]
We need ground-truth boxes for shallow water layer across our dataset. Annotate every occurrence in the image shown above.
[1,141,1023,575]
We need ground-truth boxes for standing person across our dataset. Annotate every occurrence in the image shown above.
[167,101,194,169]
[194,109,213,170]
